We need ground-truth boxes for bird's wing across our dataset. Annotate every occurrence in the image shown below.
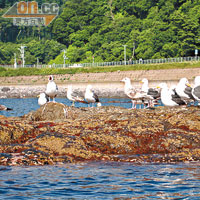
[171,89,186,105]
[45,93,49,102]
[193,85,200,100]
[147,88,160,99]
[184,86,195,100]
[93,92,100,102]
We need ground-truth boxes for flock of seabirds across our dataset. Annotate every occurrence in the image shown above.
[1,74,200,111]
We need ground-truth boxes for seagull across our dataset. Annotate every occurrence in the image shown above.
[158,83,186,107]
[0,104,12,111]
[67,85,85,106]
[84,85,101,107]
[121,77,146,109]
[45,75,58,102]
[37,93,49,106]
[192,76,200,105]
[175,77,195,105]
[140,78,160,107]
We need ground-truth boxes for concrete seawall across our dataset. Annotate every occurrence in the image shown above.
[1,67,200,98]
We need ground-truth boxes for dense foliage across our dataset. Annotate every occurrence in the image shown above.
[0,0,200,65]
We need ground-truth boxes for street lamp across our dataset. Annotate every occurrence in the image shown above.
[123,45,127,65]
[14,53,17,69]
[37,58,39,68]
[18,45,26,67]
[63,49,68,68]
[195,38,200,60]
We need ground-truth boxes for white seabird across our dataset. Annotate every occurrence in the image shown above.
[0,104,12,111]
[192,76,200,105]
[37,92,49,106]
[84,85,101,107]
[45,75,58,102]
[121,77,146,109]
[175,77,195,104]
[140,78,160,107]
[158,83,186,107]
[67,85,84,106]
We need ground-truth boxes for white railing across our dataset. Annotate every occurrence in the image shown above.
[0,56,199,69]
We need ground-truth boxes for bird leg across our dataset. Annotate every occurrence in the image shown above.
[131,100,136,109]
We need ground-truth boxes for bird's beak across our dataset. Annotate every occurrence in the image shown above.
[156,86,160,89]
[186,83,191,87]
[37,95,40,97]
[140,81,143,83]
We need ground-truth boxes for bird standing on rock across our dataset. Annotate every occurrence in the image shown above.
[45,75,58,102]
[192,76,200,105]
[140,78,160,108]
[67,85,85,106]
[121,77,146,109]
[175,77,195,105]
[84,85,101,107]
[158,82,186,107]
[37,93,49,106]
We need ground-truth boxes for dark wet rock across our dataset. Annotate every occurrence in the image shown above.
[0,104,200,165]
[1,87,10,92]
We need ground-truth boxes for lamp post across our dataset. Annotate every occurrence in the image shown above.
[18,45,26,67]
[14,53,17,69]
[123,45,127,65]
[195,38,200,61]
[63,49,68,68]
[37,58,39,68]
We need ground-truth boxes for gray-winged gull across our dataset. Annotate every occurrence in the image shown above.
[67,85,84,106]
[158,82,186,107]
[84,85,101,107]
[175,77,195,105]
[192,76,200,105]
[0,104,12,111]
[121,77,146,109]
[140,78,160,107]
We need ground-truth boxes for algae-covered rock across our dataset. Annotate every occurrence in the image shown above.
[0,106,200,165]
[26,102,68,121]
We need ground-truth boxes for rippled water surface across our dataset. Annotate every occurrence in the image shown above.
[0,162,199,200]
[0,97,132,117]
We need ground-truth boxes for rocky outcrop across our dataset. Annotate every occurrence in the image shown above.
[0,103,200,166]
[25,102,68,121]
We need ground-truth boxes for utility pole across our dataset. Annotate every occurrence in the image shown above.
[18,45,26,67]
[123,45,127,65]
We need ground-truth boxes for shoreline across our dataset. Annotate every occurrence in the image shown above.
[1,67,200,98]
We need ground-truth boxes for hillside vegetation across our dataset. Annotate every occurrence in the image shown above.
[0,0,199,65]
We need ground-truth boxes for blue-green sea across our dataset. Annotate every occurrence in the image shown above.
[0,98,199,199]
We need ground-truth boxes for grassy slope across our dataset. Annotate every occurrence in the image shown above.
[0,61,200,77]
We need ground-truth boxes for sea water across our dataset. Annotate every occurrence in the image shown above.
[0,97,133,117]
[0,98,199,199]
[0,162,199,199]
